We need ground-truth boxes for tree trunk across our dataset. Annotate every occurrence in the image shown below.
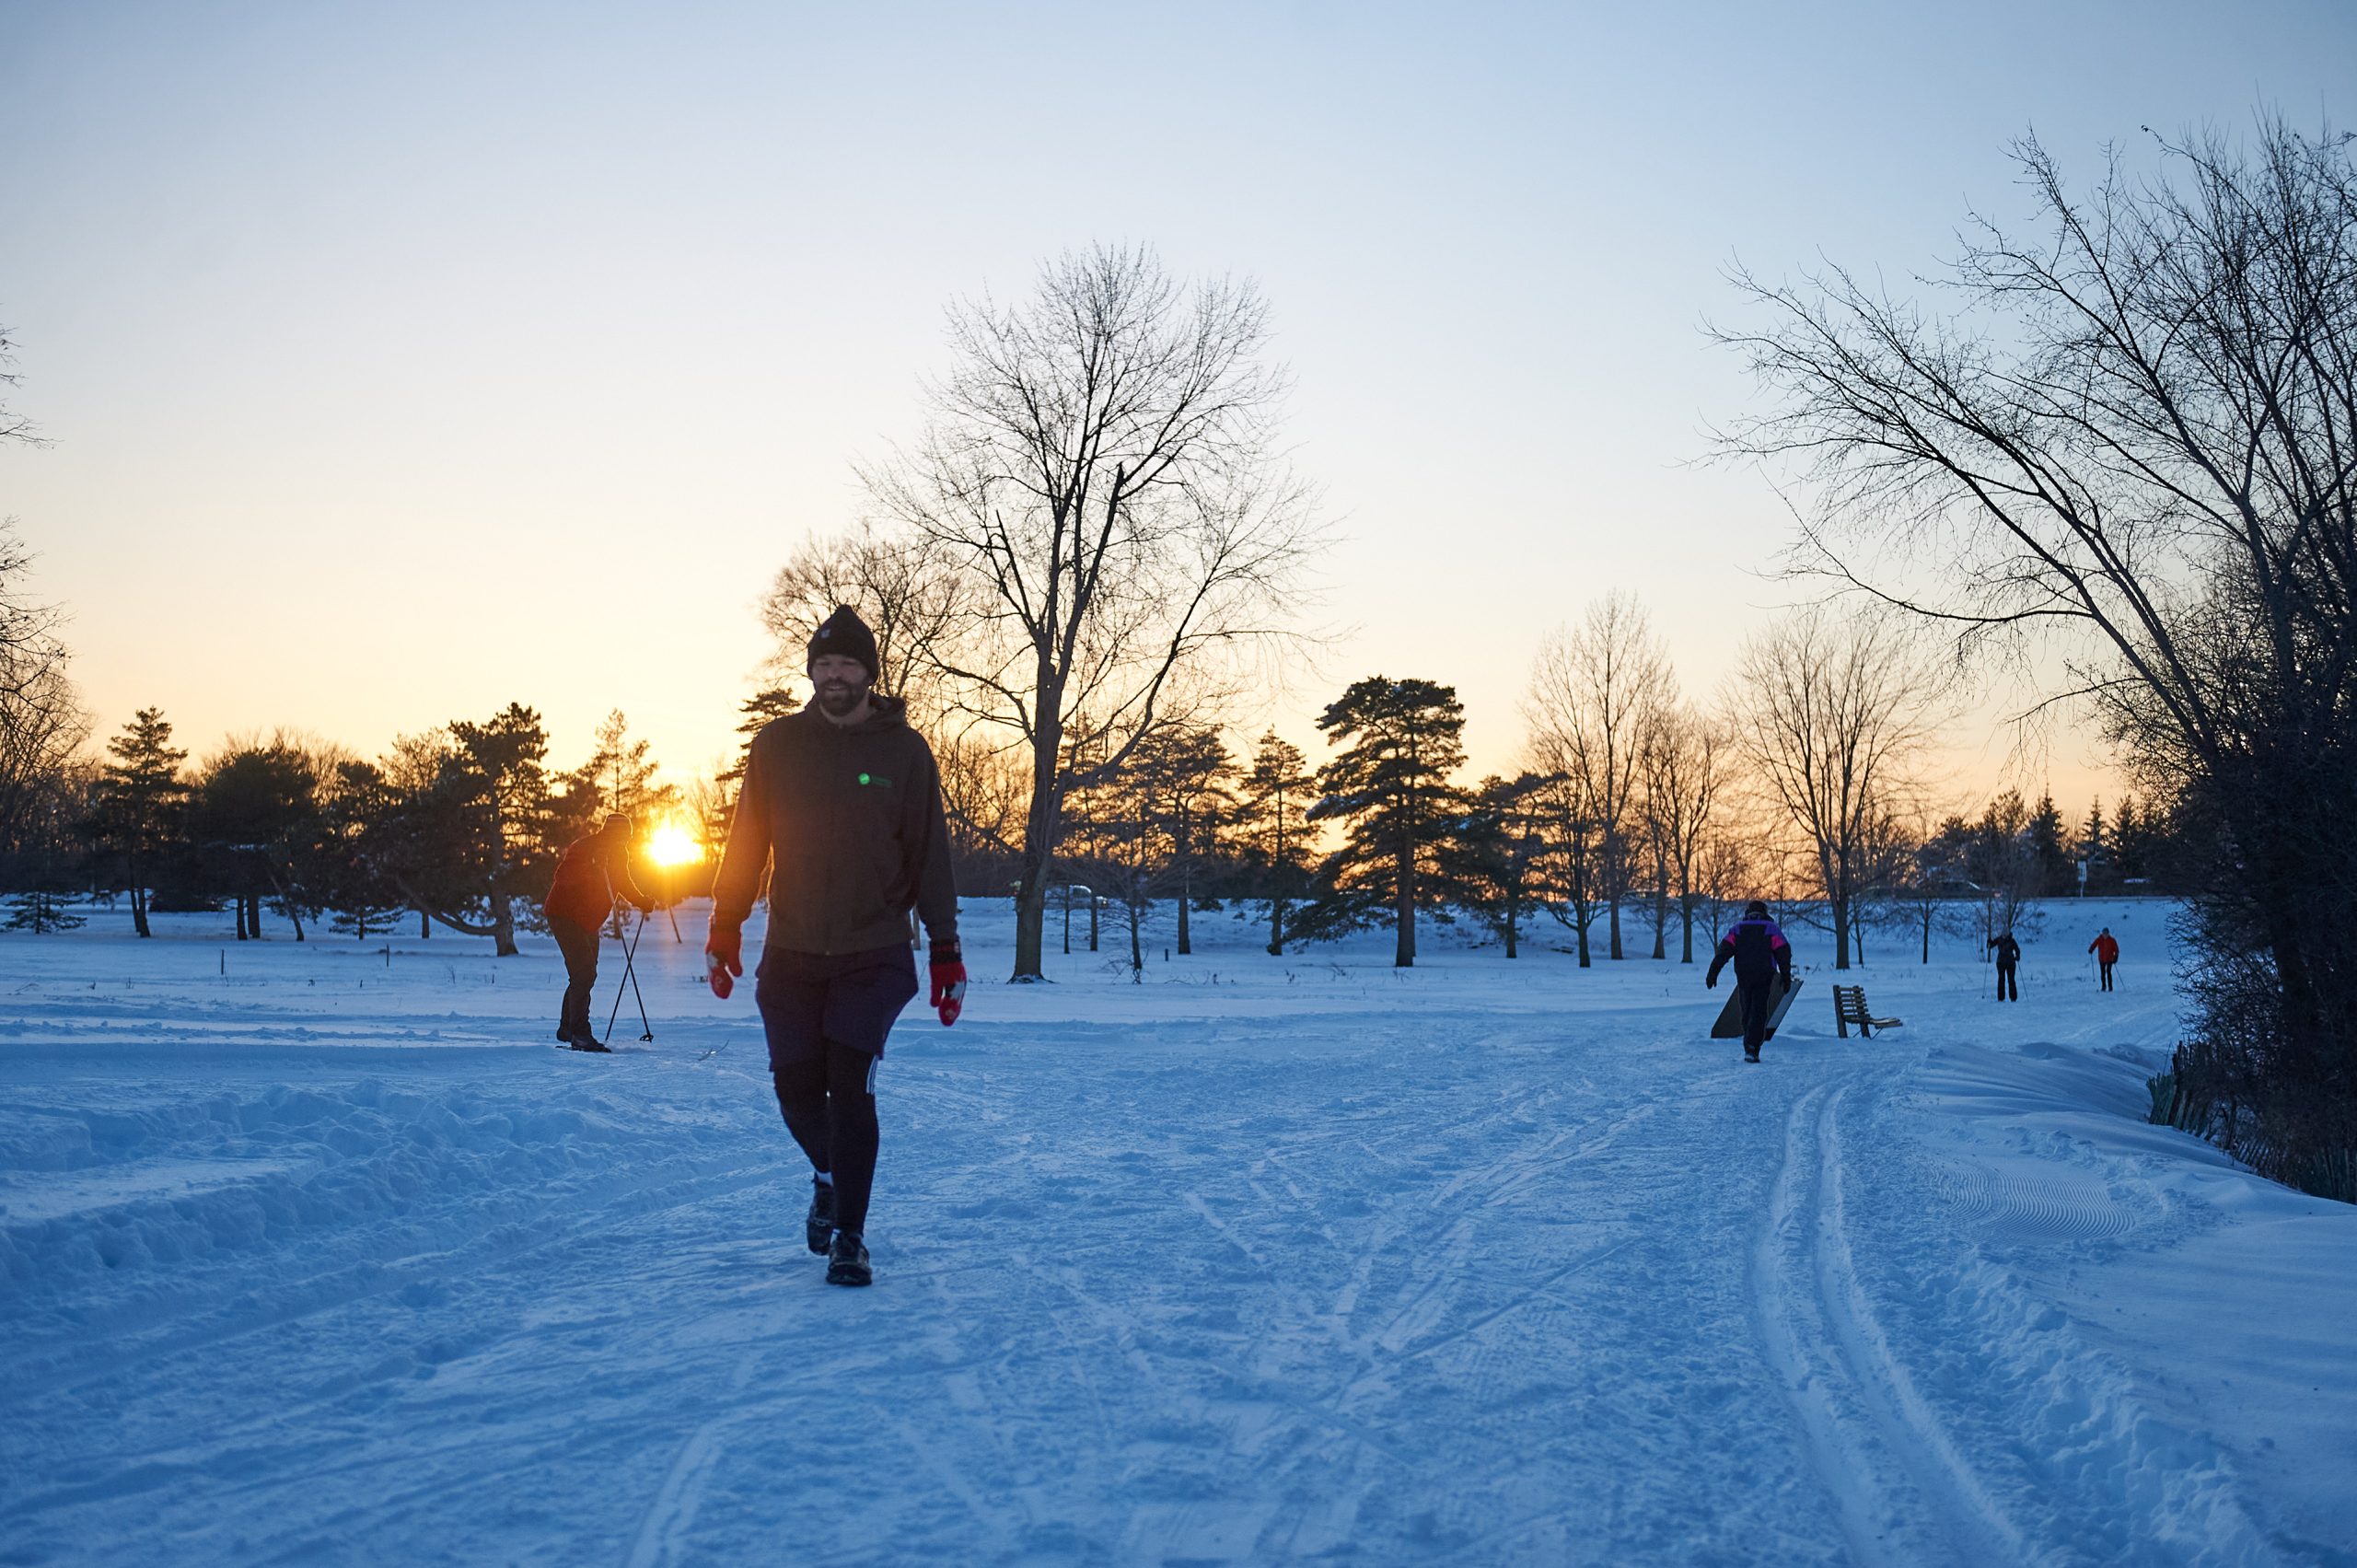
[1608,896,1623,960]
[1504,896,1519,959]
[1268,895,1284,956]
[132,878,151,939]
[1176,863,1192,955]
[1831,895,1851,971]
[1576,912,1591,967]
[1393,836,1415,968]
[1678,880,1694,964]
[420,907,431,938]
[1089,898,1098,952]
[488,887,519,958]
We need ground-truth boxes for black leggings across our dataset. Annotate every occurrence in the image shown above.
[551,916,599,1037]
[1997,964,2018,1001]
[772,1043,881,1237]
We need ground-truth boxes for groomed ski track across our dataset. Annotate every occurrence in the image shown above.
[2,902,2348,1564]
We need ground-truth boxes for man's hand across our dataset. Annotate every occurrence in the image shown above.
[636,899,657,918]
[704,926,743,1000]
[929,939,967,1028]
[1706,971,1718,990]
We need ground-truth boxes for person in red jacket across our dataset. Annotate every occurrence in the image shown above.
[2088,926,2120,991]
[546,814,655,1051]
[704,604,963,1288]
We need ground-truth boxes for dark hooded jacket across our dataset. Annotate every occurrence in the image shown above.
[1707,914,1793,987]
[710,696,958,955]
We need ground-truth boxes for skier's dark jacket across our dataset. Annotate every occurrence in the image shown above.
[1990,934,2022,967]
[545,833,645,930]
[710,695,958,956]
[1707,916,1793,987]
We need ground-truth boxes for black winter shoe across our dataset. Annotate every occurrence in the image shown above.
[567,1035,613,1053]
[1744,1049,1761,1063]
[806,1178,836,1254]
[826,1230,872,1287]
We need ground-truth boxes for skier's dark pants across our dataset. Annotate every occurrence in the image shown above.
[2099,961,2114,992]
[1996,964,2019,1002]
[551,915,599,1039]
[755,946,918,1240]
[1736,975,1775,1053]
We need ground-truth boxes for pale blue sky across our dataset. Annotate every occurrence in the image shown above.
[2,1,2349,811]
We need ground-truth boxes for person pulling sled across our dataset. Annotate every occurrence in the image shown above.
[703,606,966,1287]
[1707,900,1794,1063]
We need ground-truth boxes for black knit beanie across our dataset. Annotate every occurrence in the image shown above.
[807,604,879,682]
[1744,900,1770,919]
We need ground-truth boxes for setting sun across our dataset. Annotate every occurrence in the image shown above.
[643,819,703,867]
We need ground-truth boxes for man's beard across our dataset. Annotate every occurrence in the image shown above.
[816,681,867,717]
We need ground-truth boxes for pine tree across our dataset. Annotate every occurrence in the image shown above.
[1136,726,1235,957]
[1300,677,1468,968]
[91,706,187,937]
[2027,790,2072,896]
[1239,731,1315,954]
[572,710,678,934]
[1445,772,1554,958]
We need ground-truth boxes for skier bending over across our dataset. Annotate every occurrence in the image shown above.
[703,605,966,1288]
[1989,931,2022,1001]
[544,813,656,1052]
[1706,900,1793,1063]
[2088,926,2119,992]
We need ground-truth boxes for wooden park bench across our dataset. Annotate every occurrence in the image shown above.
[1832,984,1904,1039]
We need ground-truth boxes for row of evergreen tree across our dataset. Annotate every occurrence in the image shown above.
[3,704,702,947]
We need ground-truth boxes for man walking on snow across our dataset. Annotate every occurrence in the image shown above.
[703,605,965,1288]
[2088,927,2119,992]
[1706,900,1793,1063]
[545,814,656,1052]
[1989,930,2023,1000]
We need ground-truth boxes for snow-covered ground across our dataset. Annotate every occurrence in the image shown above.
[3,897,2352,1565]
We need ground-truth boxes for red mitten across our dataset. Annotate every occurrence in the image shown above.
[704,926,743,1000]
[929,940,967,1027]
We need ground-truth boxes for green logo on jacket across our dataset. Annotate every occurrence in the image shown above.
[856,772,893,787]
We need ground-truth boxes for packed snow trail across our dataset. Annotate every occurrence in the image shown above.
[3,901,2352,1564]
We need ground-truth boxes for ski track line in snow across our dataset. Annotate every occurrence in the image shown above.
[622,1347,765,1568]
[1749,1075,2023,1568]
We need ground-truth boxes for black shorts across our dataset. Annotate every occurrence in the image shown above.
[753,945,920,1071]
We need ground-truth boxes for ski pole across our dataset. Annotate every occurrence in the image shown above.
[624,909,655,1041]
[605,909,649,1043]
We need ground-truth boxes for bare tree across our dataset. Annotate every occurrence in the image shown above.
[0,523,86,857]
[1641,703,1730,963]
[867,243,1321,980]
[1713,117,2357,1179]
[758,520,970,720]
[1526,593,1672,960]
[0,319,41,447]
[1727,606,1944,970]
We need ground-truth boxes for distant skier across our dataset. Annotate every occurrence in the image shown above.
[544,814,656,1051]
[703,605,965,1288]
[1705,900,1793,1063]
[1989,930,2022,1001]
[2088,927,2119,991]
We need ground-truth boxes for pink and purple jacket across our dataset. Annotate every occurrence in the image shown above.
[1707,916,1793,985]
